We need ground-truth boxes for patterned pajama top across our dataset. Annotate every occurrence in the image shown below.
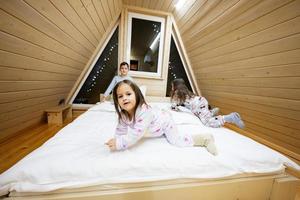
[171,96,225,128]
[114,104,194,150]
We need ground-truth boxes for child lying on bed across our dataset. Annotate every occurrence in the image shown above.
[105,80,217,155]
[170,78,245,129]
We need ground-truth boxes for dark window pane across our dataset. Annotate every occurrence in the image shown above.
[130,18,161,73]
[166,36,193,96]
[73,27,119,104]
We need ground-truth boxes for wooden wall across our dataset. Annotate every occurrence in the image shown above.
[180,0,300,161]
[124,0,300,161]
[0,0,122,141]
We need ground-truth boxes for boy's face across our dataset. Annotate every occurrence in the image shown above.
[117,83,136,117]
[119,64,129,76]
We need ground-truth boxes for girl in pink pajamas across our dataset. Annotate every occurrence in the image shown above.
[170,79,245,129]
[105,80,217,155]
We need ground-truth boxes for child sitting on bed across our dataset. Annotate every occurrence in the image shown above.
[100,62,133,102]
[105,80,218,155]
[170,78,245,129]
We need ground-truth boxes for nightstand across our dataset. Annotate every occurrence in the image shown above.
[45,104,72,125]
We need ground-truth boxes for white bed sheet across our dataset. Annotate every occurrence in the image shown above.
[0,102,299,196]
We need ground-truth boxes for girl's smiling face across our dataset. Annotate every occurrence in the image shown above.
[117,83,136,118]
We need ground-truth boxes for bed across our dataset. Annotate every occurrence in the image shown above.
[0,101,299,200]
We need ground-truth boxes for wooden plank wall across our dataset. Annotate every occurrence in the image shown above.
[177,0,300,159]
[124,0,300,160]
[0,0,123,141]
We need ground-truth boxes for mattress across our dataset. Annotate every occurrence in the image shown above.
[0,102,299,196]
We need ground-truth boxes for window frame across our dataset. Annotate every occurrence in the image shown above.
[126,12,165,78]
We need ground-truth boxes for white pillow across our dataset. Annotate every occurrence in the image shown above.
[139,85,147,97]
[89,101,116,112]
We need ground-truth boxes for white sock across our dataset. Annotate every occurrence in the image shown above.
[192,134,218,155]
[224,112,245,129]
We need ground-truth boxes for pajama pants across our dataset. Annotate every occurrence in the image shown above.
[160,110,194,147]
[191,97,225,128]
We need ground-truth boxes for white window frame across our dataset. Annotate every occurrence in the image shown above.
[127,12,165,78]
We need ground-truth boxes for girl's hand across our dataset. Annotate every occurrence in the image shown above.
[105,138,117,151]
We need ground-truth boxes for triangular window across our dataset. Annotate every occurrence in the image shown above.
[73,27,119,104]
[166,35,193,96]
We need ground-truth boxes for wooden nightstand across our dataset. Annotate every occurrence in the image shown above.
[45,104,72,125]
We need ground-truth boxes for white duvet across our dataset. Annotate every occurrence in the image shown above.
[0,102,299,196]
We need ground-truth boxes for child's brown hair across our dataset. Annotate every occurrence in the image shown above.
[112,80,147,122]
[171,79,194,104]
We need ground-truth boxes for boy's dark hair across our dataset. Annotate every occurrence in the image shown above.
[171,78,194,104]
[112,80,147,122]
[120,62,129,69]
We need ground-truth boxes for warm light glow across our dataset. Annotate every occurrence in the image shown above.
[175,0,185,9]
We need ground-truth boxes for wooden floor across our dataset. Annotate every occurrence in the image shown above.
[0,120,72,174]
